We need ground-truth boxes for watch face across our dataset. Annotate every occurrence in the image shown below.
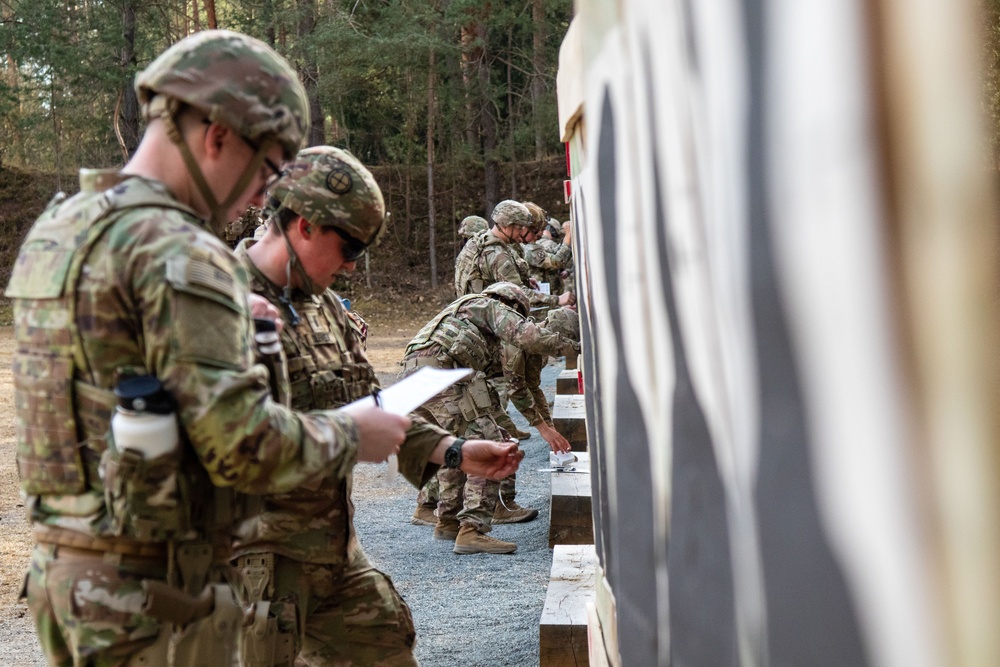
[445,445,462,468]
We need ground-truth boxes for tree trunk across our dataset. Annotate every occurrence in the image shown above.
[263,0,276,46]
[479,28,499,217]
[507,24,516,199]
[296,0,324,146]
[461,7,498,217]
[118,0,140,160]
[460,23,479,148]
[532,0,545,160]
[427,47,438,288]
[205,0,217,29]
[192,0,201,32]
[51,80,62,191]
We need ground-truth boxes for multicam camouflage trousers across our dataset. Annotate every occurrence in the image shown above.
[25,542,240,667]
[413,388,512,531]
[238,547,416,667]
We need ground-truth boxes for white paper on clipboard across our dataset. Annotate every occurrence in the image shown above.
[344,367,472,416]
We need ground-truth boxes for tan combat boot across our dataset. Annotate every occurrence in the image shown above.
[433,519,460,541]
[453,525,517,554]
[411,505,437,526]
[493,501,539,524]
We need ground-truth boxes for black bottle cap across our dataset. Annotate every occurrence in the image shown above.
[114,375,174,414]
[254,318,277,333]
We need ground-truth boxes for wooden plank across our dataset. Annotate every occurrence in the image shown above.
[565,351,579,370]
[593,566,620,666]
[587,603,613,667]
[549,453,593,547]
[540,545,597,667]
[552,394,587,451]
[556,369,581,395]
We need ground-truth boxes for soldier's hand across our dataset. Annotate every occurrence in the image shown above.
[562,220,572,244]
[248,294,285,333]
[346,406,411,463]
[459,440,525,480]
[557,291,575,307]
[528,278,540,290]
[537,422,571,454]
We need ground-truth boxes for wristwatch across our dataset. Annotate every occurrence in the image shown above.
[443,438,466,469]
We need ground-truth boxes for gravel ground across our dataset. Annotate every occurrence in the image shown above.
[353,362,561,667]
[0,334,562,667]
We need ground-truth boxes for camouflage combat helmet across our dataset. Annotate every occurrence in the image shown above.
[135,30,309,160]
[483,282,530,316]
[523,202,548,233]
[546,217,564,242]
[491,200,533,228]
[458,215,488,239]
[268,146,387,247]
[135,30,309,235]
[545,307,580,342]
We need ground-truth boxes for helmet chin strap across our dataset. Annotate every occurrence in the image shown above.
[158,98,273,236]
[273,215,326,302]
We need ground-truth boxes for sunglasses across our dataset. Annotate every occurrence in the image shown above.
[331,226,370,262]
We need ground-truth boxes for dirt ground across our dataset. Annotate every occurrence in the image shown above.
[0,296,442,660]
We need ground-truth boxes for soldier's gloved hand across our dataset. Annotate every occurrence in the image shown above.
[248,294,285,333]
[459,440,525,480]
[345,406,410,463]
[536,422,571,454]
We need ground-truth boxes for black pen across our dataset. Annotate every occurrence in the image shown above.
[372,387,382,408]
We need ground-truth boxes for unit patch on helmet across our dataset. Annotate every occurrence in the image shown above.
[326,169,353,195]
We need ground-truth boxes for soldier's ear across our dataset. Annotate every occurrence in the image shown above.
[297,217,312,237]
[202,122,229,159]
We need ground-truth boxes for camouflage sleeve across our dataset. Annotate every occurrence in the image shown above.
[525,353,552,425]
[486,246,560,307]
[529,290,560,308]
[122,218,358,494]
[468,298,578,358]
[397,418,450,488]
[483,245,527,287]
[504,345,546,426]
[524,242,572,271]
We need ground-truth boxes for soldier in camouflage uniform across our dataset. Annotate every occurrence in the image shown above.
[400,283,578,554]
[454,200,575,310]
[454,202,564,442]
[233,146,523,666]
[522,204,574,296]
[3,31,427,667]
[457,214,488,242]
[504,307,581,458]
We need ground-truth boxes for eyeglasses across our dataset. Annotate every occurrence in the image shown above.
[241,136,286,194]
[331,226,369,262]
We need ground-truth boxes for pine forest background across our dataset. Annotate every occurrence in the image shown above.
[3,0,1000,306]
[0,0,572,303]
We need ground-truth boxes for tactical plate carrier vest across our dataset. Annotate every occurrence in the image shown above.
[5,174,230,547]
[284,295,378,411]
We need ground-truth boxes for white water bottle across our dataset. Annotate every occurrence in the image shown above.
[111,376,179,459]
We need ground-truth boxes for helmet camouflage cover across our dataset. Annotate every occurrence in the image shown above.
[491,200,533,228]
[523,202,547,233]
[483,281,530,316]
[545,306,580,342]
[267,146,387,246]
[458,215,488,239]
[135,29,309,159]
